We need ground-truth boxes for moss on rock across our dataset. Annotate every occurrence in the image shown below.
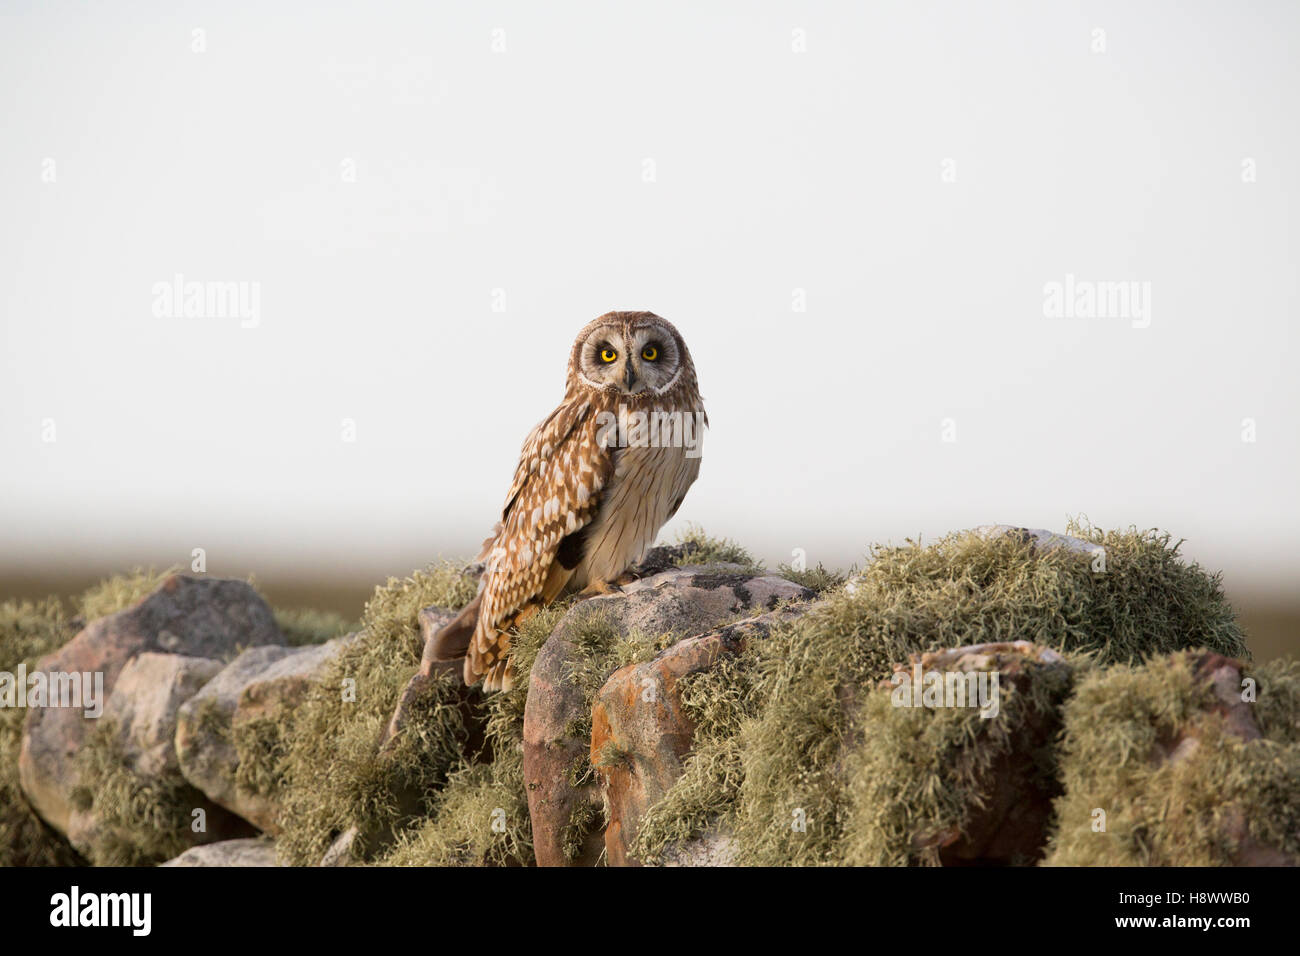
[3,572,195,867]
[776,562,848,594]
[273,608,355,647]
[379,603,563,866]
[275,561,480,865]
[841,648,1076,866]
[76,567,177,621]
[0,598,83,866]
[1045,652,1300,866]
[631,648,759,863]
[635,523,1249,866]
[68,719,203,866]
[673,524,761,570]
[4,525,1274,869]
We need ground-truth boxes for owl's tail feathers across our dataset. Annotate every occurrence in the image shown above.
[420,593,482,674]
[478,658,515,693]
[464,600,543,692]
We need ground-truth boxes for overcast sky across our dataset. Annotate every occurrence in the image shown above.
[2,1,1297,595]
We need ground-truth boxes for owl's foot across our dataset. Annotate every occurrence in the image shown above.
[577,570,641,598]
[578,578,624,597]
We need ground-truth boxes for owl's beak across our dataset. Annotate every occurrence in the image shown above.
[624,361,637,391]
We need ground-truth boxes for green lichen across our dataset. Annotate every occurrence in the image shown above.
[777,562,848,594]
[69,719,204,866]
[673,524,761,570]
[1045,652,1300,865]
[2,570,191,867]
[635,523,1249,866]
[632,648,759,864]
[275,561,481,865]
[273,607,356,647]
[8,522,1275,870]
[842,652,1078,866]
[0,597,83,866]
[379,603,564,866]
[561,800,603,862]
[231,715,293,799]
[77,567,177,621]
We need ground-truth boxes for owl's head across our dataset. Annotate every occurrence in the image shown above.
[569,311,694,398]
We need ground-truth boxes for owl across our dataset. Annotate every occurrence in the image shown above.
[430,311,707,691]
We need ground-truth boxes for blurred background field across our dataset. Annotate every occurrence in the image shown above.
[2,559,1293,663]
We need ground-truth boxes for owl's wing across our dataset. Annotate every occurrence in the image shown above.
[468,399,615,688]
[474,401,592,562]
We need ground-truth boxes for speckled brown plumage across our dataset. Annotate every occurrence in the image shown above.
[457,311,706,691]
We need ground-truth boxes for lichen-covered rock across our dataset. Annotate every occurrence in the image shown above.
[591,607,808,866]
[63,652,254,861]
[843,526,1099,596]
[160,837,279,867]
[18,575,284,838]
[0,597,84,867]
[9,524,1279,870]
[971,525,1100,557]
[319,825,360,866]
[660,825,737,866]
[271,564,484,868]
[524,563,813,866]
[631,523,1250,866]
[103,652,225,777]
[1046,651,1300,866]
[843,641,1075,865]
[176,633,361,834]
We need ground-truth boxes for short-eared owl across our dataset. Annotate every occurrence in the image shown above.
[431,311,707,691]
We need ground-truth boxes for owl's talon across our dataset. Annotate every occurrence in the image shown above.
[578,578,622,597]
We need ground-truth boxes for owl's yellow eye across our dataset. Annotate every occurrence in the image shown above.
[642,346,658,361]
[600,348,618,363]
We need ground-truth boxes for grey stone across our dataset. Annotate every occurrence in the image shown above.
[18,575,284,837]
[160,838,279,867]
[175,633,360,834]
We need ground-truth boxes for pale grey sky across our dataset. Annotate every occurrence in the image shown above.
[2,1,1297,595]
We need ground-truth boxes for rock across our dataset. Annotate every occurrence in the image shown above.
[591,606,807,866]
[971,525,1099,557]
[319,825,360,866]
[1183,651,1263,746]
[64,652,238,857]
[160,838,279,867]
[1047,649,1298,866]
[661,826,738,867]
[1154,652,1292,866]
[175,633,361,834]
[845,525,1098,595]
[878,641,1073,865]
[523,564,813,866]
[18,575,284,837]
[100,652,225,778]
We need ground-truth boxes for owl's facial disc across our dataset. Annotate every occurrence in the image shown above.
[578,321,682,396]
